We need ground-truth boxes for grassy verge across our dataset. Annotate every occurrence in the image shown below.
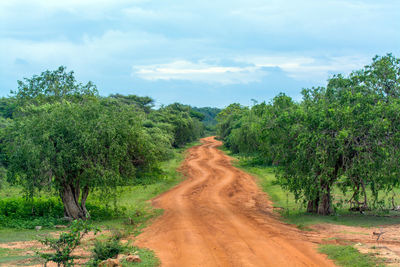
[222,148,400,228]
[319,245,384,267]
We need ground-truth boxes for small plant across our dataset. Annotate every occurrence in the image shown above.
[89,231,129,266]
[38,220,99,267]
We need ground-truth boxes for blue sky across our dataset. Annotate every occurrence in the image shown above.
[1,0,399,107]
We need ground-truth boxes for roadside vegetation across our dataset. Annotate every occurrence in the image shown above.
[217,54,400,216]
[0,66,213,265]
[319,245,384,267]
[230,157,400,228]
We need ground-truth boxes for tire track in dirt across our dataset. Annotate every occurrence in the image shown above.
[136,137,335,267]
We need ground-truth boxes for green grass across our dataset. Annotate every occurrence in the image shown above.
[0,183,23,198]
[225,150,400,228]
[0,228,62,243]
[319,245,385,267]
[0,247,32,264]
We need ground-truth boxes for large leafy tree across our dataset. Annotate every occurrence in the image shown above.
[5,100,166,219]
[12,66,98,106]
[4,67,169,219]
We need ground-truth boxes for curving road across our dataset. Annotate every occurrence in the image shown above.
[136,137,335,267]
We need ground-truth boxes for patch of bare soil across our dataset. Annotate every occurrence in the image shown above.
[0,232,98,266]
[312,223,400,266]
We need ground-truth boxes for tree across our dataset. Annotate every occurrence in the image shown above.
[152,103,204,147]
[5,100,167,219]
[12,66,98,106]
[216,103,248,145]
[0,97,17,119]
[4,67,170,220]
[108,94,155,113]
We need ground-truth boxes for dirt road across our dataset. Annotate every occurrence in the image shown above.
[136,137,335,267]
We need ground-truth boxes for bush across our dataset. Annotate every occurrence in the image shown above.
[0,197,127,229]
[90,232,129,266]
[38,220,98,267]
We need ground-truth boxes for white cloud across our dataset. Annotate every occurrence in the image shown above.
[132,55,371,85]
[133,60,268,85]
[235,55,370,82]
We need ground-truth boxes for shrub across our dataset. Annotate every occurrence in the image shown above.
[38,220,99,267]
[90,232,129,266]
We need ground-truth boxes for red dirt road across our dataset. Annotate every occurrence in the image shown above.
[136,137,335,267]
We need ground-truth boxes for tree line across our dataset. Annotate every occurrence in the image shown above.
[217,54,400,215]
[0,66,214,220]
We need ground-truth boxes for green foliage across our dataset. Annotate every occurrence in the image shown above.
[11,66,98,107]
[3,66,177,220]
[38,220,99,267]
[192,107,221,135]
[0,65,205,224]
[0,140,193,232]
[107,94,155,113]
[217,54,400,215]
[89,232,129,266]
[0,197,123,229]
[5,99,167,219]
[0,198,64,229]
[151,103,204,147]
[234,161,400,227]
[192,107,221,126]
[216,103,248,147]
[0,143,190,266]
[319,245,385,267]
[0,97,17,119]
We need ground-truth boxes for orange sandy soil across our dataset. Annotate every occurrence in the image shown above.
[136,137,335,267]
[3,136,400,266]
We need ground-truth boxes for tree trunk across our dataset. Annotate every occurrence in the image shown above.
[360,179,369,210]
[60,184,89,220]
[80,185,90,219]
[307,197,319,213]
[318,185,332,215]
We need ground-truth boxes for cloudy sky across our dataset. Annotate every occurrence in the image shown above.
[1,0,399,107]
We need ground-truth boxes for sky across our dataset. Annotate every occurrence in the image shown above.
[1,0,399,107]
